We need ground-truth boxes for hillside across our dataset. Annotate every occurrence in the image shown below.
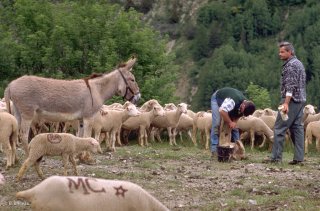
[121,0,320,111]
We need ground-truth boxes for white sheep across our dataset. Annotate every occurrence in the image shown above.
[91,102,140,151]
[122,105,165,146]
[303,104,318,127]
[16,175,169,211]
[151,103,188,146]
[237,116,274,150]
[16,133,102,181]
[305,120,320,154]
[192,111,212,149]
[0,112,18,169]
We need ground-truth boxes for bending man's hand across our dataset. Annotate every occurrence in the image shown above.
[228,121,237,129]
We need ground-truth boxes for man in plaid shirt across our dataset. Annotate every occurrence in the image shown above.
[264,41,306,165]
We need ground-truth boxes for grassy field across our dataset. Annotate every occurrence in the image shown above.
[0,138,320,211]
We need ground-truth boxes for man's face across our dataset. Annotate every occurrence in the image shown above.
[279,46,292,61]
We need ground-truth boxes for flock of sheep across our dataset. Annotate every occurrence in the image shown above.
[1,95,320,210]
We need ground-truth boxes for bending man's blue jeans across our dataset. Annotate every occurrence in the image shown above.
[210,94,239,152]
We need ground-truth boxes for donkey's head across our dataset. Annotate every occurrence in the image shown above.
[117,56,141,104]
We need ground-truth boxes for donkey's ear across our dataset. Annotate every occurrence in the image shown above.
[124,55,137,71]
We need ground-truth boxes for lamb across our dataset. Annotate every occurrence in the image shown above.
[0,111,18,169]
[192,111,212,149]
[236,116,274,150]
[16,175,169,211]
[122,105,165,146]
[303,104,318,127]
[163,104,195,143]
[90,102,140,151]
[151,103,188,146]
[176,113,194,143]
[305,121,320,154]
[16,133,102,181]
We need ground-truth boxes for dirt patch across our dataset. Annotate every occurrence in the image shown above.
[1,143,320,210]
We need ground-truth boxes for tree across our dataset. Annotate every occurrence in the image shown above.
[245,82,271,109]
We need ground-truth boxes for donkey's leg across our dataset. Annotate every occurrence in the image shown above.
[20,118,32,157]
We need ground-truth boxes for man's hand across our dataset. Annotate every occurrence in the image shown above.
[228,121,237,129]
[282,103,289,113]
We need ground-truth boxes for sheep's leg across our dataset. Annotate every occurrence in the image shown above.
[167,127,173,145]
[177,131,182,143]
[250,130,255,150]
[138,128,144,147]
[62,154,69,176]
[172,128,178,145]
[16,158,33,181]
[316,138,320,152]
[110,132,116,152]
[116,128,122,146]
[259,135,266,148]
[34,158,44,180]
[11,139,17,166]
[69,155,78,176]
[4,141,13,169]
[191,125,198,146]
[205,129,210,150]
[144,129,149,147]
[187,130,193,142]
[94,129,102,144]
[304,135,309,154]
[0,143,3,152]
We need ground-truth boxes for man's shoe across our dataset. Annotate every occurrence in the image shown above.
[288,160,304,165]
[211,152,217,160]
[262,157,280,164]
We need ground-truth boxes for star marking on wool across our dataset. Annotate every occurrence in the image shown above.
[114,185,128,197]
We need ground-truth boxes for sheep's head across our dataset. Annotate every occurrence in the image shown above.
[89,139,102,154]
[177,103,188,114]
[126,103,140,117]
[303,104,316,115]
[153,105,165,116]
[164,103,177,111]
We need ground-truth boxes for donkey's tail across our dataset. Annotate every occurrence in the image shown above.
[4,86,12,114]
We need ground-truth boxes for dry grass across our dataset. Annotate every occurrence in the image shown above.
[1,138,320,210]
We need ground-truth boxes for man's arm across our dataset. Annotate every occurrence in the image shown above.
[219,110,237,129]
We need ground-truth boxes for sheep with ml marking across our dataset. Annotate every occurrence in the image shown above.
[16,175,169,211]
[0,112,18,169]
[16,133,102,181]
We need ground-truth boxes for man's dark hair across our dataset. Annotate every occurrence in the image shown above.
[243,101,256,116]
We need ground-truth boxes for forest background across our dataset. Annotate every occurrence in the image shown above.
[1,0,320,111]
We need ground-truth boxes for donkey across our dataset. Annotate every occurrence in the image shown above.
[4,56,140,156]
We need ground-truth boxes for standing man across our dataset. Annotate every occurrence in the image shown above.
[210,87,256,158]
[264,41,306,165]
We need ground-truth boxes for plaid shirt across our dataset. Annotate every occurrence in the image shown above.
[281,56,306,103]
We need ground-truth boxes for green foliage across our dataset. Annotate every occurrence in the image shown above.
[245,82,271,109]
[0,0,177,105]
[182,0,320,110]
